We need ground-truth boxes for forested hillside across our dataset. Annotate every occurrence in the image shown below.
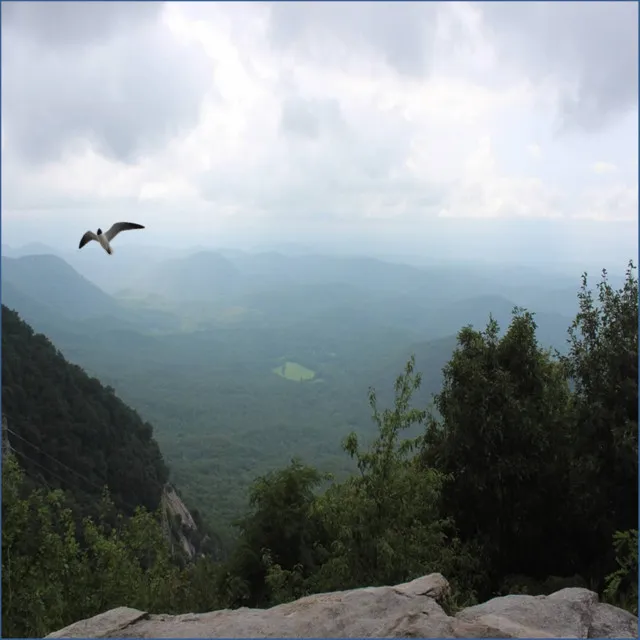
[2,263,637,638]
[1,306,169,516]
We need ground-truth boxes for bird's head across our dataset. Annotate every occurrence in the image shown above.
[97,228,102,235]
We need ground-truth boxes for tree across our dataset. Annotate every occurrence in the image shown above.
[2,453,187,638]
[421,310,574,592]
[2,454,89,637]
[220,459,329,608]
[563,261,638,582]
[311,357,480,601]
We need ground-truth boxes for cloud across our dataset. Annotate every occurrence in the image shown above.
[1,0,214,166]
[266,1,441,77]
[575,184,638,222]
[478,1,638,131]
[592,161,617,175]
[527,144,542,160]
[1,1,637,265]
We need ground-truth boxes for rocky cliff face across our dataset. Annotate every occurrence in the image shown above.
[161,485,200,560]
[47,573,638,639]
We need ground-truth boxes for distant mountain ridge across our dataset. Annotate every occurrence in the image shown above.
[1,254,182,335]
[2,254,117,319]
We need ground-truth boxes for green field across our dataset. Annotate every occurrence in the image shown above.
[273,361,316,382]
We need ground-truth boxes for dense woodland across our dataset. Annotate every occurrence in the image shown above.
[2,262,638,637]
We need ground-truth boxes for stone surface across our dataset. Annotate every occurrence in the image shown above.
[456,587,638,639]
[46,607,148,638]
[47,575,639,639]
[589,601,640,639]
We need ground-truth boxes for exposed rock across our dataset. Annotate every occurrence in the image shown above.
[589,601,639,639]
[456,587,599,637]
[46,607,147,639]
[46,574,638,639]
[160,484,201,560]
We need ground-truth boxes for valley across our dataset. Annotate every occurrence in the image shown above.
[1,243,592,546]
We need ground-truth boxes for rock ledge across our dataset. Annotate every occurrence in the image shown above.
[47,573,638,639]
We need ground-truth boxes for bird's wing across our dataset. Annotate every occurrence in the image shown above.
[79,231,97,249]
[105,222,145,242]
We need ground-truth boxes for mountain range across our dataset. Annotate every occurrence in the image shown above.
[2,241,608,542]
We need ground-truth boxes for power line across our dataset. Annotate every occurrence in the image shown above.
[6,426,164,517]
[11,448,80,498]
[4,424,200,557]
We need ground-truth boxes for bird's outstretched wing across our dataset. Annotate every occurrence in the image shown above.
[79,231,97,249]
[105,222,145,242]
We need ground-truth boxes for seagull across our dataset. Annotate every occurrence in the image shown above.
[78,222,145,255]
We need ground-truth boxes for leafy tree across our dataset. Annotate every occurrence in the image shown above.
[563,262,638,582]
[220,459,330,608]
[2,455,89,638]
[311,357,481,601]
[421,310,574,591]
[2,453,191,637]
[603,529,638,615]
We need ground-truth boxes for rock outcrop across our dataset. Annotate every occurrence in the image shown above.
[47,573,638,639]
[161,485,199,559]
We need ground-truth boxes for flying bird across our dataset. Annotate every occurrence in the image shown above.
[78,222,145,255]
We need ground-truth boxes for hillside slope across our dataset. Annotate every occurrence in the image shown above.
[1,254,182,333]
[1,305,169,516]
[2,254,118,319]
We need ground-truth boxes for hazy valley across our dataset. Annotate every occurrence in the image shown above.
[1,241,618,543]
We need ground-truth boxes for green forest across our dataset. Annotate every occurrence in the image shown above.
[2,250,582,547]
[2,262,638,637]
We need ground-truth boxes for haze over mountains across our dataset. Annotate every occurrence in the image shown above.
[1,238,628,541]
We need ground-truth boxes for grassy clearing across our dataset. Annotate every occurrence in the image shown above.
[273,361,316,382]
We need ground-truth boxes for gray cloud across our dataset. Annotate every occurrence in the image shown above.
[266,1,637,131]
[279,97,347,140]
[1,1,162,48]
[267,1,442,77]
[480,1,638,131]
[1,1,213,165]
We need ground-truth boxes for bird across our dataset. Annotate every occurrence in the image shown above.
[78,222,145,255]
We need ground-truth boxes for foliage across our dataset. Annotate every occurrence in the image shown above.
[2,454,178,637]
[2,455,87,638]
[1,305,169,519]
[219,459,330,608]
[603,529,638,615]
[215,359,483,609]
[562,261,638,581]
[421,308,575,591]
[310,357,481,599]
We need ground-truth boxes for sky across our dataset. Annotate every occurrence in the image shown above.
[1,1,638,270]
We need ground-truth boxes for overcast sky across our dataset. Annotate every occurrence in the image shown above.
[1,1,637,269]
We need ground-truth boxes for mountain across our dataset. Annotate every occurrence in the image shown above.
[1,242,62,258]
[1,305,169,517]
[127,251,242,301]
[1,254,183,334]
[2,254,118,320]
[66,244,177,295]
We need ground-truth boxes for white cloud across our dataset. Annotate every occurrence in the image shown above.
[1,1,637,262]
[575,184,638,222]
[592,161,617,175]
[527,143,542,159]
